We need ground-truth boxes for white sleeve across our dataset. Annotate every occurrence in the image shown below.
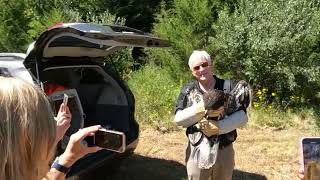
[174,102,206,128]
[216,110,248,134]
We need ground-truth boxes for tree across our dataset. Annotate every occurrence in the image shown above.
[0,0,34,52]
[212,0,320,107]
[150,0,237,80]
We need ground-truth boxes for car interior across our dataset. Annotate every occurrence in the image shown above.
[42,65,131,136]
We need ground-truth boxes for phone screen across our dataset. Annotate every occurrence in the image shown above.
[94,129,125,153]
[302,138,320,179]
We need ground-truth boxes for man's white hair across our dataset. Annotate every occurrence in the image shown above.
[188,50,212,69]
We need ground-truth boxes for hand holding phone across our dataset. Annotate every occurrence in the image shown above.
[55,94,71,143]
[59,125,102,167]
[301,137,320,180]
[85,128,126,153]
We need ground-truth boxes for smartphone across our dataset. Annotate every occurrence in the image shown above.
[93,128,126,153]
[301,137,320,180]
[63,93,68,106]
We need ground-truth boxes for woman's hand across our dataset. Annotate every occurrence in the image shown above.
[58,125,102,167]
[298,166,305,180]
[55,104,72,143]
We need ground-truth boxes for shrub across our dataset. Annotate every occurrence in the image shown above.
[104,48,135,80]
[127,65,181,130]
[0,0,34,52]
[28,8,69,41]
[151,0,236,80]
[211,0,320,107]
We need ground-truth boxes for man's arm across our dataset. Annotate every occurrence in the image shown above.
[216,110,248,134]
[174,83,207,128]
[174,101,206,128]
[215,79,249,134]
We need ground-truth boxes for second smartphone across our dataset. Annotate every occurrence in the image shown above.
[89,128,126,153]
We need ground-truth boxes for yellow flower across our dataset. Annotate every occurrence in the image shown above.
[256,90,262,95]
[271,92,276,96]
[253,102,259,108]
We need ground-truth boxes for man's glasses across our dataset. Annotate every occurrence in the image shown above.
[193,62,209,71]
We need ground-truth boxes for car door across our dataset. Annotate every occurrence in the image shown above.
[0,53,33,84]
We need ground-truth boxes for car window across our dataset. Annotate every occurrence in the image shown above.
[0,68,12,77]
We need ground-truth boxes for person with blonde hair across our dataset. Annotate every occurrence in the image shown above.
[0,77,101,180]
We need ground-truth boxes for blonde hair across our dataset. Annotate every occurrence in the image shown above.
[0,77,56,180]
[188,50,212,69]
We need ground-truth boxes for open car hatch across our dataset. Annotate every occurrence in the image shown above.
[25,23,171,61]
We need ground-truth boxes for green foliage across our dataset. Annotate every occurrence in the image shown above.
[55,0,114,22]
[28,8,68,40]
[27,7,117,46]
[151,0,237,80]
[151,0,212,79]
[127,65,181,130]
[104,48,135,80]
[0,0,127,52]
[146,48,192,83]
[211,0,320,107]
[2,0,320,130]
[0,0,33,52]
[154,0,215,58]
[0,0,71,52]
[248,108,317,130]
[99,0,168,32]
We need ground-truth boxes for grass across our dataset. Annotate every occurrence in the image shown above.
[121,107,320,179]
[107,126,320,180]
[247,108,317,130]
[234,128,320,180]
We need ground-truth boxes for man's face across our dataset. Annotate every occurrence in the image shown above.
[190,58,213,82]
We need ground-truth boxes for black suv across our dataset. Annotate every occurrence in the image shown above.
[1,23,170,179]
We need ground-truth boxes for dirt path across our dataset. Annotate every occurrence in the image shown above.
[110,127,319,180]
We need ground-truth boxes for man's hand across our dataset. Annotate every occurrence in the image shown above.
[206,106,225,118]
[55,104,71,143]
[197,118,219,137]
